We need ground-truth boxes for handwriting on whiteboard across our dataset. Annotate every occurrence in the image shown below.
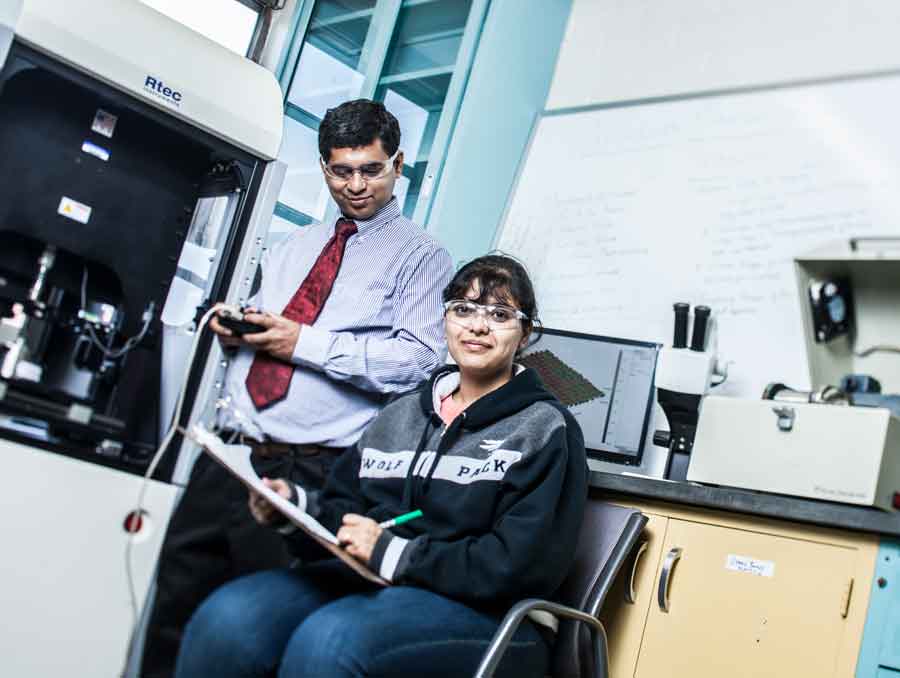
[497,76,900,397]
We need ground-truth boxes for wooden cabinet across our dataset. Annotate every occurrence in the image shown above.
[637,519,858,677]
[599,499,879,678]
[600,511,667,678]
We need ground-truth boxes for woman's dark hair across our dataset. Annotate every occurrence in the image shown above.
[442,254,541,347]
[318,99,401,161]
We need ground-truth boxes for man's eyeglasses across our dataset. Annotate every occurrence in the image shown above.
[443,300,529,330]
[320,150,400,182]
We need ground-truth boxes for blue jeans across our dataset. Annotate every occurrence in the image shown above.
[174,560,551,678]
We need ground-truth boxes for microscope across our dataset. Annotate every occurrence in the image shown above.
[653,302,726,480]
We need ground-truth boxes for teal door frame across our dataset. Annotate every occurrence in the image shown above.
[857,539,900,677]
[424,0,573,266]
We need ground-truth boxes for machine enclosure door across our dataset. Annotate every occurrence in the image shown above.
[0,441,179,676]
[0,30,282,678]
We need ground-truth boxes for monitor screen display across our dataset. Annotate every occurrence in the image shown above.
[520,328,659,465]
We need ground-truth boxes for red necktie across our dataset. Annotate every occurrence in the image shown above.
[245,218,358,409]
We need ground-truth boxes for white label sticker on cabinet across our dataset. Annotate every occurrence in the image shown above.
[725,554,775,577]
[57,196,92,224]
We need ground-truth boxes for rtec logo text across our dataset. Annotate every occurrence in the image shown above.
[144,76,182,106]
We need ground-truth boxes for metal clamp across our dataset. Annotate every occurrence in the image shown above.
[772,405,795,432]
[657,547,682,613]
[625,541,648,604]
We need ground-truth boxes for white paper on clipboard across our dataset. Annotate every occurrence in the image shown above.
[185,424,388,585]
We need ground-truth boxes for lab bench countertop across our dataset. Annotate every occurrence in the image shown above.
[589,470,900,538]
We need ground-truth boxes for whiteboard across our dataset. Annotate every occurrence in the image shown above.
[497,75,900,397]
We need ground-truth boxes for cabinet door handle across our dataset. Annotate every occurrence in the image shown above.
[657,547,683,613]
[625,540,648,604]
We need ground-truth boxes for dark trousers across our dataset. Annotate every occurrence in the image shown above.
[140,447,340,678]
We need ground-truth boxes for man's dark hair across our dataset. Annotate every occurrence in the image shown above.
[318,99,401,161]
[443,253,541,345]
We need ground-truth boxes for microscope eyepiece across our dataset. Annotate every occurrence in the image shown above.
[690,305,711,351]
[672,302,690,348]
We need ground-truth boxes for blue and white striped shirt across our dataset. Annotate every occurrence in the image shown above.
[221,198,454,447]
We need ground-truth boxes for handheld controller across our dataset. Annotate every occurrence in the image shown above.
[216,305,266,336]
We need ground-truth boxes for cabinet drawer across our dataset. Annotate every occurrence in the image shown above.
[635,518,858,678]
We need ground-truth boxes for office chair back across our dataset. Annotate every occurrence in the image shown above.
[550,500,647,678]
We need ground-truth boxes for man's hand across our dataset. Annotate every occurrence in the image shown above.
[241,312,301,362]
[248,477,292,526]
[337,514,383,564]
[209,302,254,349]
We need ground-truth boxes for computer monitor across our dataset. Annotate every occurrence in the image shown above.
[519,328,660,465]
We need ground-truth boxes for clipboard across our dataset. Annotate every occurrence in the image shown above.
[182,424,388,586]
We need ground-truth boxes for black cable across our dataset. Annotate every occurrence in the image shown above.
[854,345,900,357]
[80,267,154,360]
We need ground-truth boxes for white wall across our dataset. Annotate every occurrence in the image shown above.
[547,0,900,110]
[538,0,900,477]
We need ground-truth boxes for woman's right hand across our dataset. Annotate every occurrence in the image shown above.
[248,477,293,525]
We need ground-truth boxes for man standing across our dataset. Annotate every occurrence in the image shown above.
[141,99,453,678]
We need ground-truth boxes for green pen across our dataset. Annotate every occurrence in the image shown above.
[378,509,423,529]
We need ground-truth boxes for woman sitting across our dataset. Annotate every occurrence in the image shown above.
[175,254,588,678]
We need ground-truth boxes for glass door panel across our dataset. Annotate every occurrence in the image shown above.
[276,0,485,226]
[288,42,366,120]
[375,0,474,218]
[286,0,378,120]
[383,87,429,171]
[277,116,331,221]
[277,0,381,237]
[376,72,453,217]
[381,0,473,76]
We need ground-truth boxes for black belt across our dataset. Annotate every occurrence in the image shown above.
[220,430,340,459]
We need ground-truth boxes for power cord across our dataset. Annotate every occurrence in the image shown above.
[123,306,218,635]
[709,359,731,388]
[854,345,900,357]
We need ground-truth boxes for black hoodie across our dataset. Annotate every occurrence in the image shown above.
[287,365,589,608]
